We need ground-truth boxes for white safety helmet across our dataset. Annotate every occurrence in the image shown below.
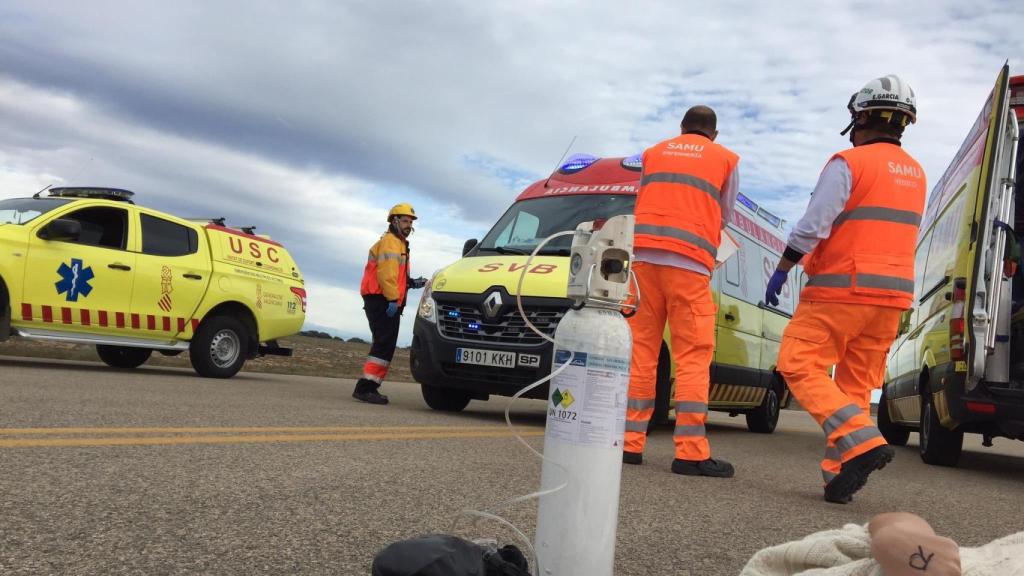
[841,75,916,136]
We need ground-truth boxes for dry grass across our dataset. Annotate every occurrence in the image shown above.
[0,335,412,382]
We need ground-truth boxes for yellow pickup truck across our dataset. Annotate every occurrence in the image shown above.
[0,187,306,378]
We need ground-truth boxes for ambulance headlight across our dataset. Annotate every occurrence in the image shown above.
[417,280,437,323]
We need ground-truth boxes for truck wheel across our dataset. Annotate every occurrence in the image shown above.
[919,391,963,467]
[96,345,152,369]
[421,384,471,412]
[190,316,248,378]
[648,342,672,433]
[877,390,910,446]
[745,379,780,434]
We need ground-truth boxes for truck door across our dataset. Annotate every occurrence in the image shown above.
[130,211,212,338]
[22,204,137,334]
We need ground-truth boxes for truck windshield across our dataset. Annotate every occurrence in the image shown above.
[477,194,636,255]
[0,198,72,225]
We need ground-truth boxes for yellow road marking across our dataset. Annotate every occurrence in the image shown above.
[0,426,544,448]
[0,425,535,435]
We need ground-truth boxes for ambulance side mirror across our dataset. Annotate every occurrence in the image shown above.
[462,238,478,256]
[39,218,82,242]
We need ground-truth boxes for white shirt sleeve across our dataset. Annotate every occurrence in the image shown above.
[786,158,853,255]
[720,162,740,229]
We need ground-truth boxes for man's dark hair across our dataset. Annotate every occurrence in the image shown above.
[681,105,717,137]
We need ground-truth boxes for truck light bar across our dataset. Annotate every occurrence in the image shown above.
[48,187,135,203]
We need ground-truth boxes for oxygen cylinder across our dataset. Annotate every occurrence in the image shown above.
[534,215,634,576]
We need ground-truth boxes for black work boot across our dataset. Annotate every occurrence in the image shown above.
[824,444,894,504]
[671,458,735,478]
[622,451,643,465]
[352,379,389,405]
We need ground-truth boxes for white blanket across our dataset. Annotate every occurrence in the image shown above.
[740,523,1024,576]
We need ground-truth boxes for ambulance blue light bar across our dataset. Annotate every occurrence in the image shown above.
[467,322,481,331]
[447,310,461,318]
[559,154,599,174]
[737,192,758,212]
[621,153,643,170]
[757,207,782,228]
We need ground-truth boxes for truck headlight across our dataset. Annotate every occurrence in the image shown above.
[417,279,437,323]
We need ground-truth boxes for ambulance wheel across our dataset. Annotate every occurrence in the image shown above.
[877,389,909,446]
[421,384,471,412]
[190,315,248,378]
[746,385,780,434]
[96,345,152,369]
[919,390,963,467]
[648,342,673,432]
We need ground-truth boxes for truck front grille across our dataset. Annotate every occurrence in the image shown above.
[436,302,564,346]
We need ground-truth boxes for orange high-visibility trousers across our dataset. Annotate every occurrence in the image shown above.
[777,301,902,483]
[625,262,717,461]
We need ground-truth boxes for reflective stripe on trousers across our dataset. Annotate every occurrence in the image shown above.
[362,355,390,383]
[625,397,655,436]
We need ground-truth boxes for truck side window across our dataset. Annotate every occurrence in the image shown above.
[141,214,198,256]
[59,207,128,250]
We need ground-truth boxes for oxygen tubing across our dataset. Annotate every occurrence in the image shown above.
[449,230,577,576]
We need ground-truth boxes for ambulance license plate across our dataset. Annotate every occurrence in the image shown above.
[455,348,516,368]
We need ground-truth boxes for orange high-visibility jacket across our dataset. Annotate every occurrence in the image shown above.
[634,133,739,271]
[801,142,926,309]
[360,230,410,305]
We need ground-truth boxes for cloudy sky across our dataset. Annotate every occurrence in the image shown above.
[1,1,1022,344]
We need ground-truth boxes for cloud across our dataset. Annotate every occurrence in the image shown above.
[1,0,1023,344]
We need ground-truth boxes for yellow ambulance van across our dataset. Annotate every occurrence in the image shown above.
[880,66,1024,466]
[411,154,802,433]
[0,187,306,378]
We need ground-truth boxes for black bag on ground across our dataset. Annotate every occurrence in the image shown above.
[371,534,529,576]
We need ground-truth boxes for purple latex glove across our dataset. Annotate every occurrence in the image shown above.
[386,301,399,317]
[765,270,788,307]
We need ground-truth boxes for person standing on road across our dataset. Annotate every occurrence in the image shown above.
[765,75,926,503]
[624,105,740,478]
[353,203,427,405]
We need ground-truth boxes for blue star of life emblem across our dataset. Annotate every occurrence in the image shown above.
[55,258,95,302]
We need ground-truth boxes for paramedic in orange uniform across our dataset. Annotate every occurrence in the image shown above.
[354,203,427,405]
[766,75,926,503]
[623,105,740,478]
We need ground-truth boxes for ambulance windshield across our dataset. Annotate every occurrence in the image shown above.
[0,198,72,225]
[477,195,635,255]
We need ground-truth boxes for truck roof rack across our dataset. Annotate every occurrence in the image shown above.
[47,187,136,203]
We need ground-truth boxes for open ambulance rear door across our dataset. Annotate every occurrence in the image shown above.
[966,64,1020,393]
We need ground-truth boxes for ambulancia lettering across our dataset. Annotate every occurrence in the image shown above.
[887,161,922,178]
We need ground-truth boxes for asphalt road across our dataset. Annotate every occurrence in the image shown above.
[2,355,1023,575]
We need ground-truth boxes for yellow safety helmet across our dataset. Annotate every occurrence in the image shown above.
[388,203,417,222]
